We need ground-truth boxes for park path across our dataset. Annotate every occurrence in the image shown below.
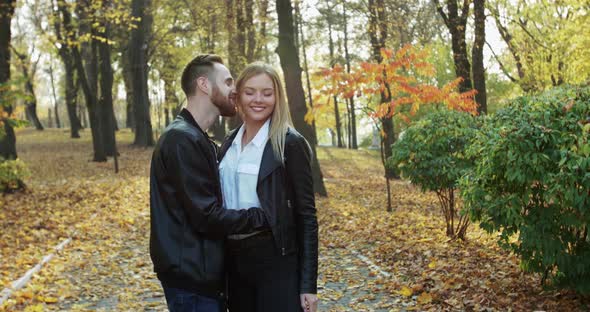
[19,234,406,311]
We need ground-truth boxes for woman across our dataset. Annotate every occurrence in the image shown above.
[218,62,319,312]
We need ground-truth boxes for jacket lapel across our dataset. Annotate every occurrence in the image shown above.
[257,140,282,185]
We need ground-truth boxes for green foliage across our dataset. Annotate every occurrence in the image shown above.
[388,108,479,193]
[0,158,29,193]
[460,85,590,294]
[0,79,29,138]
[388,108,479,239]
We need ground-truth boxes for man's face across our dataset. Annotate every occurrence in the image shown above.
[210,63,237,117]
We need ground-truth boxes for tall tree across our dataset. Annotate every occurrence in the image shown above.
[368,0,396,211]
[433,0,472,93]
[276,0,327,196]
[341,0,357,149]
[129,0,155,146]
[47,65,61,129]
[49,0,82,138]
[320,2,344,148]
[434,0,487,114]
[10,46,44,130]
[59,0,107,161]
[294,0,318,145]
[98,0,117,157]
[0,0,17,160]
[472,0,487,113]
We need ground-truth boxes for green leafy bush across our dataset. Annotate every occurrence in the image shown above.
[460,85,590,294]
[388,108,479,240]
[0,158,28,193]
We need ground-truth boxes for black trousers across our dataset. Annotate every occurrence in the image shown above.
[226,232,301,312]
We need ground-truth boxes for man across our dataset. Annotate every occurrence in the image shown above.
[150,54,267,312]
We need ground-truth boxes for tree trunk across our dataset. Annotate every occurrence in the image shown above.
[434,0,473,93]
[257,0,270,61]
[129,0,154,146]
[225,0,244,131]
[163,77,179,127]
[0,0,17,160]
[472,0,487,114]
[11,47,44,130]
[63,57,81,137]
[342,1,357,149]
[276,0,327,196]
[61,0,106,161]
[48,107,53,128]
[121,47,135,129]
[368,0,395,161]
[295,0,318,145]
[245,0,256,62]
[24,79,44,130]
[98,5,117,157]
[326,14,343,148]
[48,65,61,128]
[369,0,395,210]
[51,0,81,137]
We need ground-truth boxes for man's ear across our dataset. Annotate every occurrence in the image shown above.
[196,76,209,95]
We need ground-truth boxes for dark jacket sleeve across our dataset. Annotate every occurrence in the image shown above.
[286,134,319,294]
[166,131,267,236]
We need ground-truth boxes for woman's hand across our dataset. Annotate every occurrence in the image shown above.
[300,293,318,312]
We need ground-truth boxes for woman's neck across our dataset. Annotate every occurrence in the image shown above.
[241,119,267,148]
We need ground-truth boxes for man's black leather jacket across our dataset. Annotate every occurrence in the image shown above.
[149,109,267,298]
[219,127,319,294]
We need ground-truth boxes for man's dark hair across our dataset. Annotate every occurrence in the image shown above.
[181,54,224,97]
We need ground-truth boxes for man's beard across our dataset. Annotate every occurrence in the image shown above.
[211,84,236,117]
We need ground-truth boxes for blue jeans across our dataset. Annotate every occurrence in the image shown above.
[162,285,222,312]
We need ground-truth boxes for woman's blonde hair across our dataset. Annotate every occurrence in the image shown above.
[236,62,292,163]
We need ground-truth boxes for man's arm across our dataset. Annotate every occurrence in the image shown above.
[167,131,267,236]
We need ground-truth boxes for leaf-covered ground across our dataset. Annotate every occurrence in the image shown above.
[1,129,588,311]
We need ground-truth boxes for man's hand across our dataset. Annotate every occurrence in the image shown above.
[300,293,318,312]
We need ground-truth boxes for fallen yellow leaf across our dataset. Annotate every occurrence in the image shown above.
[417,292,433,304]
[428,260,437,269]
[24,304,44,312]
[40,296,58,303]
[398,286,413,297]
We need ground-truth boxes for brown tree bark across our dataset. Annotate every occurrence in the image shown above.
[98,1,117,157]
[434,0,473,93]
[120,44,135,129]
[0,0,17,160]
[368,0,396,211]
[224,0,242,131]
[294,0,318,145]
[51,0,81,137]
[61,0,106,161]
[325,7,343,148]
[472,0,487,114]
[10,47,44,130]
[48,65,61,129]
[257,0,270,61]
[342,1,357,149]
[129,0,155,146]
[276,0,327,196]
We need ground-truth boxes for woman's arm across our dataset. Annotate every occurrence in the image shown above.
[285,133,319,296]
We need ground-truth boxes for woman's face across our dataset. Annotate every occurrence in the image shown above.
[239,73,276,125]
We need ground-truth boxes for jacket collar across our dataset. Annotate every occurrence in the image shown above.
[231,119,270,149]
[179,108,209,138]
[219,123,284,185]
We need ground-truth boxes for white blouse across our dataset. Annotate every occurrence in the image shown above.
[219,119,270,210]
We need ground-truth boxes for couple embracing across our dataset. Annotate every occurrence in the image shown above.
[149,54,319,312]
